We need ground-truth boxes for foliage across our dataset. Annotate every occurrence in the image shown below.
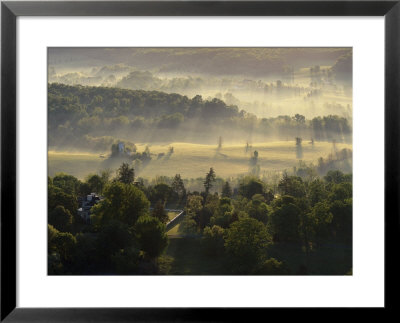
[269,197,301,242]
[86,174,105,194]
[224,217,271,274]
[178,216,198,237]
[204,168,216,195]
[221,181,232,198]
[152,200,169,224]
[48,205,74,232]
[92,181,149,226]
[116,162,135,185]
[238,176,264,199]
[278,174,306,198]
[48,83,352,151]
[135,216,168,258]
[202,225,225,256]
[48,166,353,275]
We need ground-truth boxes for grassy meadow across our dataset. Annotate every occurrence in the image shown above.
[48,140,352,180]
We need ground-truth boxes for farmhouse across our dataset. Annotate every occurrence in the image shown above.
[77,192,103,223]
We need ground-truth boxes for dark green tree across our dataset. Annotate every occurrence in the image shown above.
[221,181,232,198]
[270,198,301,242]
[91,182,149,227]
[238,176,264,199]
[150,183,172,205]
[48,186,78,215]
[135,216,168,259]
[171,174,186,203]
[86,174,105,194]
[49,205,73,232]
[152,200,169,224]
[278,174,306,198]
[247,197,271,224]
[203,167,216,195]
[210,197,234,228]
[202,225,225,256]
[116,162,135,185]
[52,231,77,266]
[224,217,271,274]
[52,173,81,196]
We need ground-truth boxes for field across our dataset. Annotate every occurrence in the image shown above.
[48,140,352,180]
[166,211,182,237]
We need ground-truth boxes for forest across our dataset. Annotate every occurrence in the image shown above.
[48,163,352,275]
[49,83,351,150]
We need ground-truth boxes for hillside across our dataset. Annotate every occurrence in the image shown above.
[48,83,352,151]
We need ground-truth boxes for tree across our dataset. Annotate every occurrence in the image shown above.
[204,167,216,196]
[310,201,333,245]
[186,195,203,215]
[330,199,352,244]
[247,197,271,224]
[152,200,169,224]
[324,170,345,184]
[151,183,172,205]
[49,205,73,232]
[86,174,105,194]
[210,197,234,228]
[135,216,168,259]
[52,231,77,265]
[221,181,232,198]
[52,173,81,196]
[269,199,301,242]
[238,176,264,199]
[100,169,112,184]
[218,136,223,149]
[178,216,198,236]
[171,174,186,203]
[293,114,305,124]
[295,137,303,159]
[48,224,59,253]
[111,143,119,156]
[308,179,328,206]
[278,174,306,198]
[202,225,225,256]
[95,220,133,271]
[48,186,78,215]
[329,182,352,202]
[224,217,271,274]
[203,167,216,195]
[92,182,150,227]
[116,162,135,184]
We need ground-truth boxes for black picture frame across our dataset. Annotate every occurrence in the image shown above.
[1,0,399,321]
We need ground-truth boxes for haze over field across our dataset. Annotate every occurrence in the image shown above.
[48,47,352,180]
[49,141,352,182]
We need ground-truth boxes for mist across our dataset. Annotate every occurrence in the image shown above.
[48,47,353,180]
[49,47,352,119]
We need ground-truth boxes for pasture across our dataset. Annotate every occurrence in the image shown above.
[48,140,352,180]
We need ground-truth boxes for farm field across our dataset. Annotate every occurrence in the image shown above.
[166,223,181,237]
[166,211,182,237]
[167,212,179,221]
[48,140,352,180]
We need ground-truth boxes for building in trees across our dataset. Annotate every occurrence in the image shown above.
[77,192,103,223]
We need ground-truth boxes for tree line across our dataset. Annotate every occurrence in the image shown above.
[48,83,352,150]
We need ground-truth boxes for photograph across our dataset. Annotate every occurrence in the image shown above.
[47,47,353,276]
